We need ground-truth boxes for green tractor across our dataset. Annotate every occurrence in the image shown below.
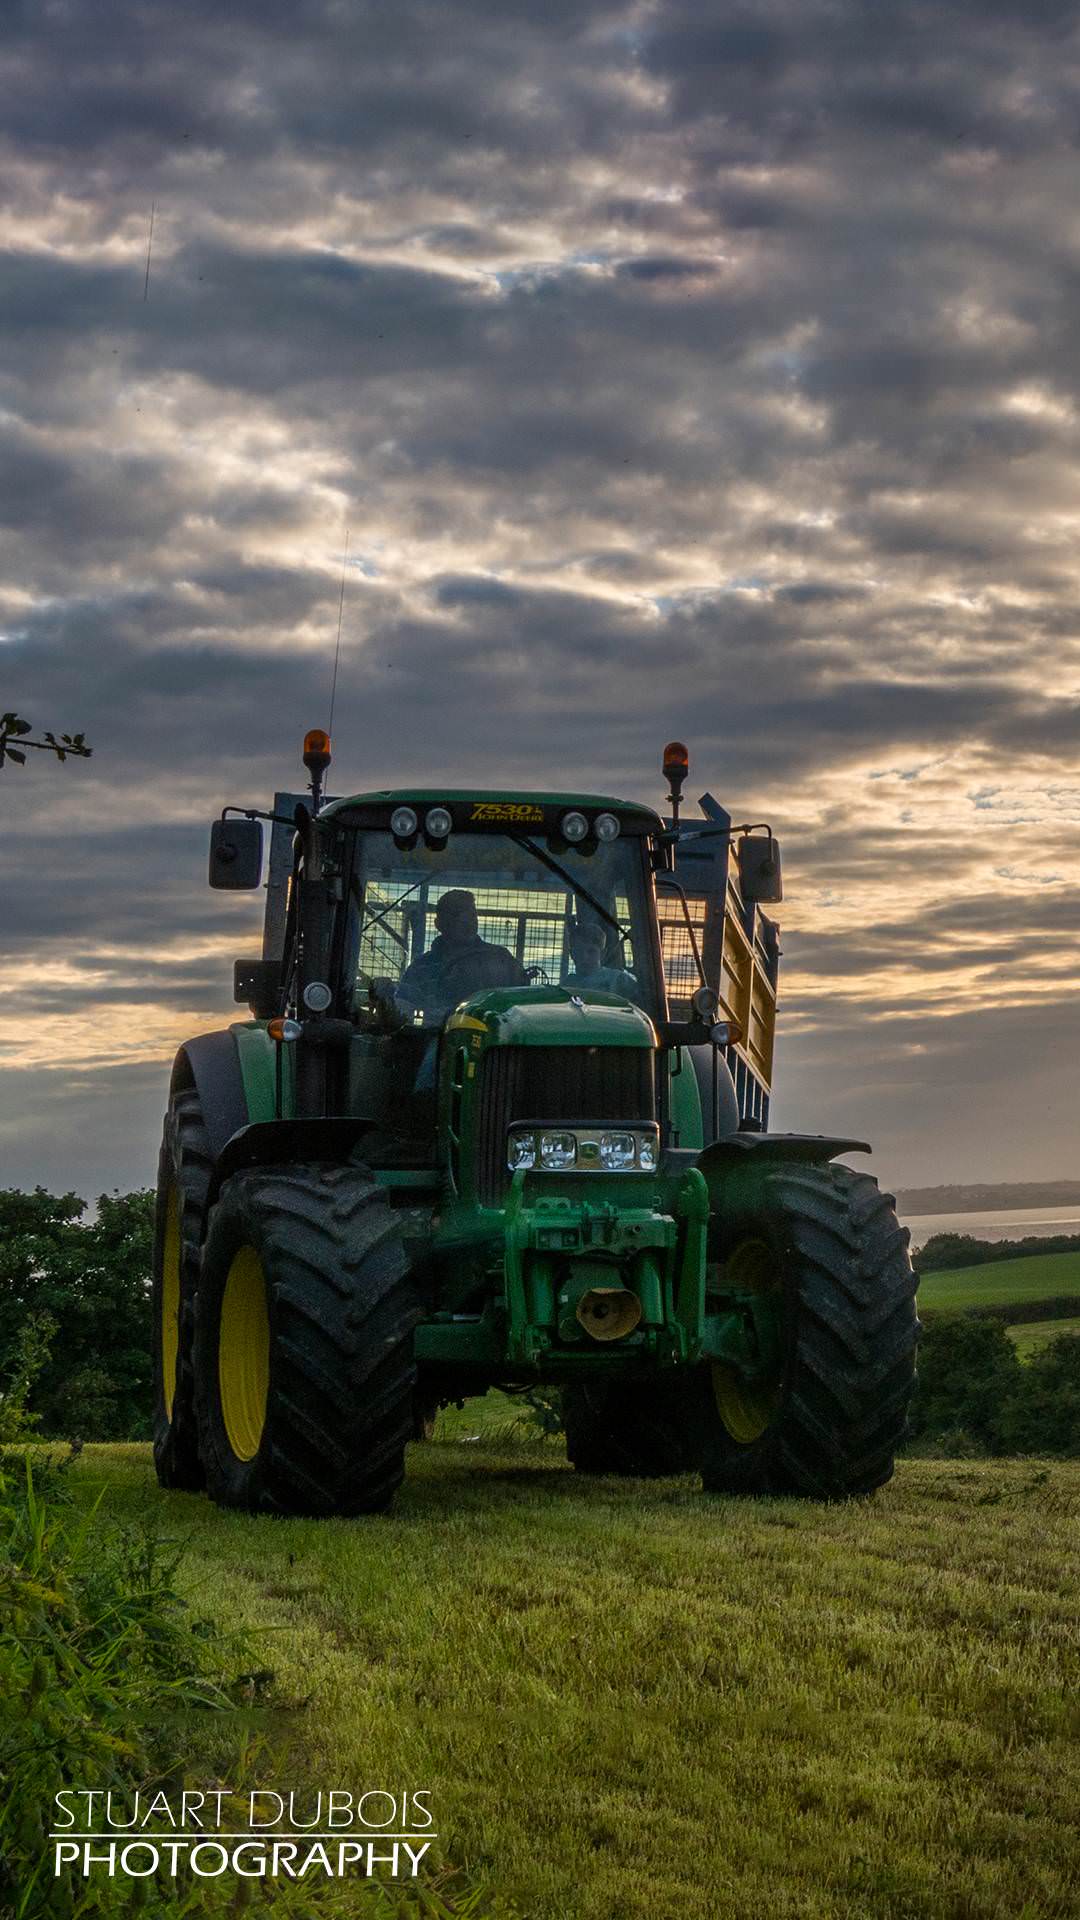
[152,735,918,1514]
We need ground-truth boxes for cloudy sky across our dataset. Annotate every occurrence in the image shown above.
[2,0,1079,1200]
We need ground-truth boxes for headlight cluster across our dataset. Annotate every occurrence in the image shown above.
[560,810,620,844]
[390,805,452,843]
[507,1125,659,1174]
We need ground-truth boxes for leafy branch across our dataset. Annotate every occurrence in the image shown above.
[0,711,92,769]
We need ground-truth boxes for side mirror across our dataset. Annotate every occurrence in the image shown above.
[234,958,280,1019]
[737,834,783,904]
[209,818,263,890]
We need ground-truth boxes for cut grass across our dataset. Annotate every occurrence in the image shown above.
[917,1248,1080,1312]
[1007,1317,1080,1359]
[434,1388,538,1442]
[60,1442,1080,1920]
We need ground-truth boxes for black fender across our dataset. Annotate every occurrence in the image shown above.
[170,1033,248,1160]
[206,1118,377,1211]
[697,1132,871,1185]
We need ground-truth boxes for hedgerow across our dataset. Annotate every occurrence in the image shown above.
[0,1452,513,1919]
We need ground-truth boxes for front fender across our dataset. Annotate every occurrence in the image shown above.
[206,1118,377,1210]
[170,1031,247,1159]
[696,1132,871,1183]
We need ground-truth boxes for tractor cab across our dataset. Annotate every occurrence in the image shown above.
[212,743,784,1155]
[333,794,663,1167]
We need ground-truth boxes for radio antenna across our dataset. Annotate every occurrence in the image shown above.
[143,201,155,301]
[328,527,349,735]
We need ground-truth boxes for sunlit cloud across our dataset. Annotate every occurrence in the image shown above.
[2,0,1079,1193]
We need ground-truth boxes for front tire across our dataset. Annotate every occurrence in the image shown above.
[702,1163,918,1498]
[152,1087,211,1490]
[194,1164,419,1515]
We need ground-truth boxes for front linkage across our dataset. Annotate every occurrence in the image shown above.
[417,1163,711,1377]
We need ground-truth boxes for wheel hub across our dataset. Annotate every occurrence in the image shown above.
[710,1237,783,1444]
[218,1245,270,1461]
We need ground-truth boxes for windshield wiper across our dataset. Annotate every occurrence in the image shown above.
[511,836,631,941]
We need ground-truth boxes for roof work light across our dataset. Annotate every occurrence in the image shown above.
[663,741,689,825]
[302,729,332,813]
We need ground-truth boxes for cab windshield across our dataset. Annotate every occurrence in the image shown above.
[344,830,658,1028]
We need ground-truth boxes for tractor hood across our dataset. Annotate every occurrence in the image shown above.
[446,987,656,1049]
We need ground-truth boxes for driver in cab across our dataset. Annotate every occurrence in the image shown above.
[396,889,526,1024]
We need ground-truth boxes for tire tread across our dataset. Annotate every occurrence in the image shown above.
[195,1163,418,1516]
[702,1162,919,1499]
[152,1087,211,1490]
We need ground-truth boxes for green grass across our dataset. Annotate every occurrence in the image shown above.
[1007,1317,1080,1359]
[434,1388,541,1441]
[917,1249,1080,1311]
[58,1441,1080,1920]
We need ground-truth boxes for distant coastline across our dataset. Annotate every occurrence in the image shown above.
[896,1181,1080,1216]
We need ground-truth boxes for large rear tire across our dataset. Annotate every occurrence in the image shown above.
[194,1164,419,1515]
[563,1377,701,1476]
[701,1162,918,1498]
[152,1087,211,1490]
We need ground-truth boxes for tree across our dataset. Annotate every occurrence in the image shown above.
[1000,1336,1080,1457]
[912,1232,992,1275]
[907,1314,1022,1450]
[0,711,92,769]
[0,1188,153,1439]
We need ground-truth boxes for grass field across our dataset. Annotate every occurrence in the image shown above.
[62,1440,1080,1920]
[1007,1316,1080,1359]
[916,1248,1080,1312]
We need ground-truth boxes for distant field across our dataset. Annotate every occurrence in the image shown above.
[62,1443,1080,1920]
[1008,1317,1080,1359]
[917,1249,1080,1312]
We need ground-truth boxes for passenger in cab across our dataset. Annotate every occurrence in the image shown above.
[563,917,642,1005]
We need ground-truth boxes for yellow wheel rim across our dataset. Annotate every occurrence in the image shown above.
[161,1184,181,1419]
[219,1246,270,1462]
[711,1238,783,1444]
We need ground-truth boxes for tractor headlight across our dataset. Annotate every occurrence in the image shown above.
[600,1131,636,1169]
[594,812,621,843]
[425,806,453,840]
[390,806,418,838]
[508,1132,537,1172]
[560,811,589,843]
[540,1130,578,1169]
[507,1124,660,1174]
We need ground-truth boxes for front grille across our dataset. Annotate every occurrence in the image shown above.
[475,1046,656,1205]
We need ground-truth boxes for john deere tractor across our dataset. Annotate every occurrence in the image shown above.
[152,736,918,1514]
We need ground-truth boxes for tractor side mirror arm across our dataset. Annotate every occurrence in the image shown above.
[658,1017,733,1049]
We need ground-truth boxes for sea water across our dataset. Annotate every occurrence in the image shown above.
[899,1205,1080,1251]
